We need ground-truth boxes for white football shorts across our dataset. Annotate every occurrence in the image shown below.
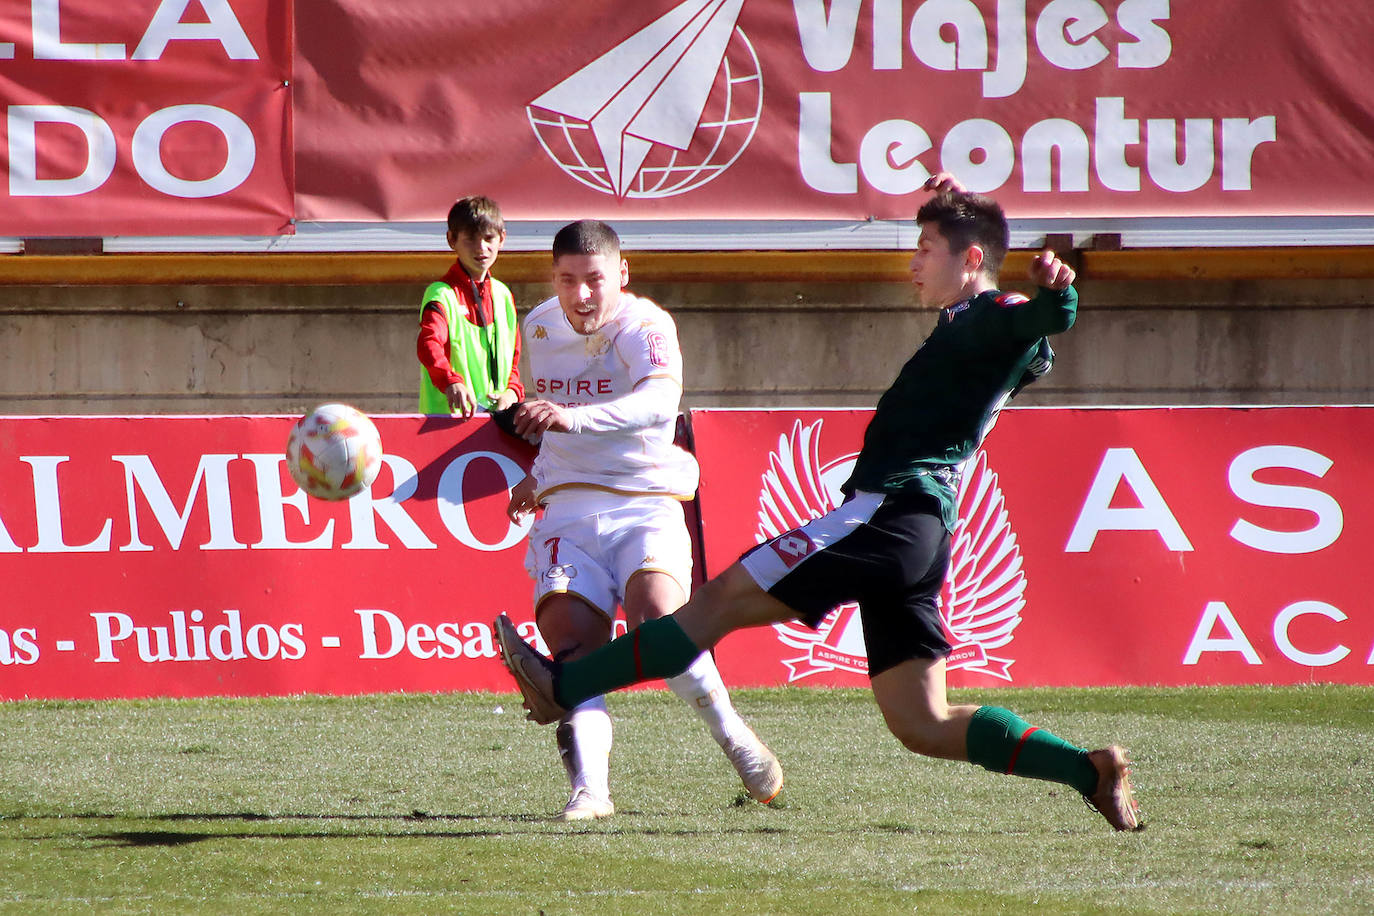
[524,489,693,619]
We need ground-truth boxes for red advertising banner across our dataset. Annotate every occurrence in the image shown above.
[0,415,537,699]
[0,0,293,236]
[690,407,1374,689]
[4,2,1370,235]
[3,407,1372,699]
[294,0,1374,221]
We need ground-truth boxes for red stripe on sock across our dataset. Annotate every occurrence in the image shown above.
[633,630,644,681]
[1005,726,1040,775]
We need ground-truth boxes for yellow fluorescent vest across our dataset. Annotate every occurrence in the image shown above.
[418,278,517,414]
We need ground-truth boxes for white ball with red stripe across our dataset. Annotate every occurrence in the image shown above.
[285,403,383,501]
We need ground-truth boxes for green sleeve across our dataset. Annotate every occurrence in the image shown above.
[1008,285,1077,340]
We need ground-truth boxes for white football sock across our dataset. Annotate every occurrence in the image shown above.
[556,697,612,797]
[666,652,746,746]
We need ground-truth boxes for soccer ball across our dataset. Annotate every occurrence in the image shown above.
[285,404,383,500]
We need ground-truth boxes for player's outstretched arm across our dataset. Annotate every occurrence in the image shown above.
[922,171,967,195]
[1029,248,1075,290]
[1010,250,1078,340]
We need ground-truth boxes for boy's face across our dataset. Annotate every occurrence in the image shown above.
[552,251,628,335]
[449,227,504,280]
[909,223,982,309]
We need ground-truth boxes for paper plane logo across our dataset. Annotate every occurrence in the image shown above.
[527,0,763,199]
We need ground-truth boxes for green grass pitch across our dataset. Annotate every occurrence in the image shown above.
[1,685,1371,914]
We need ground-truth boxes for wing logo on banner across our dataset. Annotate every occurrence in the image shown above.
[757,421,1024,682]
[526,0,762,199]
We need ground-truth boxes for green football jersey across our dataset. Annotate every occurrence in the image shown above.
[842,285,1078,530]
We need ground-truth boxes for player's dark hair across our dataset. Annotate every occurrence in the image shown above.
[916,192,1008,277]
[552,220,621,261]
[447,196,504,238]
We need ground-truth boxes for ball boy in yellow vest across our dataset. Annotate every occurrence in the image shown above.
[417,196,523,417]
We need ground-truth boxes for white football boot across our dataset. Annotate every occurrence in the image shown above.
[722,726,784,804]
[561,786,615,821]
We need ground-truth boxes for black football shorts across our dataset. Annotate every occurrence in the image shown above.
[740,489,951,677]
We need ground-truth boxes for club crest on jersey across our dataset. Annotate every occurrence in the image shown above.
[757,419,1025,682]
[646,330,670,368]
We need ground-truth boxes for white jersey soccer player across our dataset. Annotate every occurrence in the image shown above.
[522,289,698,501]
[507,220,782,820]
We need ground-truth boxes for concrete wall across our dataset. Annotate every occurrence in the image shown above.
[2,255,1371,415]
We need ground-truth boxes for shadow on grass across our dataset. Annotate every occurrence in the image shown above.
[57,810,541,823]
[12,810,796,847]
[84,827,512,847]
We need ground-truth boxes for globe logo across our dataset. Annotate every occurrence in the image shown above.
[526,0,763,200]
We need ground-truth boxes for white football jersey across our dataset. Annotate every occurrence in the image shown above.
[523,291,699,500]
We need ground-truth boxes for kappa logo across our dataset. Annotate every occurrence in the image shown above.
[758,420,1026,682]
[533,325,548,340]
[526,0,763,199]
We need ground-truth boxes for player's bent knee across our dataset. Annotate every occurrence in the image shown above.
[887,721,943,758]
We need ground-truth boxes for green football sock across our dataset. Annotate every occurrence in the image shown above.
[555,616,703,709]
[965,705,1098,796]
